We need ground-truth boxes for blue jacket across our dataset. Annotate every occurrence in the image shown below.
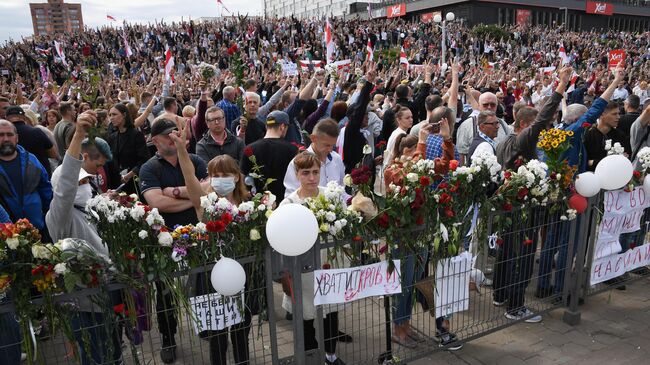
[561,97,608,174]
[0,145,52,229]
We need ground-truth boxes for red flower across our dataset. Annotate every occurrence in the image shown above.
[113,304,126,314]
[496,238,504,247]
[581,122,591,128]
[221,212,233,225]
[633,171,641,179]
[352,235,362,242]
[514,158,523,168]
[410,188,425,210]
[449,183,459,193]
[502,203,513,212]
[351,166,373,185]
[159,227,169,232]
[550,172,557,180]
[416,215,425,225]
[124,252,137,260]
[419,176,431,187]
[206,220,226,233]
[449,160,459,171]
[439,193,452,205]
[31,266,43,276]
[438,182,449,190]
[243,146,254,157]
[444,208,455,218]
[523,239,533,246]
[517,187,529,200]
[322,263,331,269]
[375,141,387,150]
[377,213,390,229]
[503,171,512,180]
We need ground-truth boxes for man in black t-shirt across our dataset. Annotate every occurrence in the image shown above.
[5,106,58,176]
[240,110,298,200]
[584,100,632,172]
[138,119,208,364]
[618,94,641,138]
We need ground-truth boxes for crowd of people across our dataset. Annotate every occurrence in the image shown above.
[0,14,649,365]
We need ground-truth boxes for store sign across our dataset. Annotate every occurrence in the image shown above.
[516,9,531,26]
[608,49,626,70]
[386,3,406,18]
[586,1,613,15]
[421,11,440,23]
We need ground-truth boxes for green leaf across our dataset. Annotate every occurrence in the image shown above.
[64,273,80,292]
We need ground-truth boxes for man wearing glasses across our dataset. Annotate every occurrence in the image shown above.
[467,111,500,164]
[456,92,511,165]
[196,106,244,163]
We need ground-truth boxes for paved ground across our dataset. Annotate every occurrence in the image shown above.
[411,276,650,365]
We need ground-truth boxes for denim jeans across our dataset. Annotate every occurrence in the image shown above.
[392,248,428,325]
[71,311,122,365]
[537,216,581,295]
[0,311,21,365]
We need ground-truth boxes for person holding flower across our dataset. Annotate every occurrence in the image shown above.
[280,151,347,365]
[169,122,253,365]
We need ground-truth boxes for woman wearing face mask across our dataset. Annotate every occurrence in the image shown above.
[46,112,122,365]
[169,124,253,365]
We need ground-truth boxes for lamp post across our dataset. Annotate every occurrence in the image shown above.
[434,12,455,66]
[559,7,568,29]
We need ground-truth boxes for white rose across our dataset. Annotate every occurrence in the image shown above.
[157,232,173,247]
[249,229,261,241]
[130,205,146,220]
[195,222,207,234]
[138,230,149,239]
[343,174,352,187]
[258,204,266,211]
[5,237,19,250]
[325,212,337,222]
[54,263,68,275]
[31,245,51,260]
[363,144,372,155]
[406,173,418,183]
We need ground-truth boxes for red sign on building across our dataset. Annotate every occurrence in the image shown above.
[516,9,531,26]
[387,3,406,18]
[421,11,441,23]
[586,1,613,15]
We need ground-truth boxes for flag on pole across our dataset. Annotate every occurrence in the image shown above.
[366,39,373,62]
[164,48,175,83]
[53,40,68,67]
[35,46,51,56]
[216,0,230,13]
[566,71,580,93]
[399,46,409,65]
[106,15,117,21]
[558,44,570,66]
[324,18,335,64]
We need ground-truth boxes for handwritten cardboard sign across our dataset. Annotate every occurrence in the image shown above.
[591,243,650,285]
[313,260,401,305]
[189,292,244,333]
[435,252,472,317]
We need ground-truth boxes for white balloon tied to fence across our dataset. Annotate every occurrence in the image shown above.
[266,203,319,256]
[575,172,601,197]
[594,154,633,190]
[210,257,246,296]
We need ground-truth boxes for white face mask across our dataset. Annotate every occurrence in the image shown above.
[75,183,93,207]
[211,177,236,196]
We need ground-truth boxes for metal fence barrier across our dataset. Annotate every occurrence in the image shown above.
[2,198,650,365]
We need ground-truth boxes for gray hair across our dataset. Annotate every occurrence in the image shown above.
[564,104,588,124]
[244,92,260,103]
[477,110,497,125]
[0,119,17,133]
[223,86,235,98]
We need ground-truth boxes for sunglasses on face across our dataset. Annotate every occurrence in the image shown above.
[482,103,497,108]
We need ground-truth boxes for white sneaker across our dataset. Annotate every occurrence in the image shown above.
[505,308,542,323]
[21,353,26,362]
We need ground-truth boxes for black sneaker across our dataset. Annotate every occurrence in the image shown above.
[438,333,463,351]
[325,357,346,365]
[535,286,554,298]
[160,337,176,364]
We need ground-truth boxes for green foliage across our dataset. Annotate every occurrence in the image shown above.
[471,24,510,41]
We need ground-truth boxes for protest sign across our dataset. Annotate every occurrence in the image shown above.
[313,260,401,305]
[435,252,472,317]
[189,292,244,333]
[591,243,650,284]
[279,60,298,76]
[608,49,625,70]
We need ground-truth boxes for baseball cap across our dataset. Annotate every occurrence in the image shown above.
[51,166,95,191]
[5,106,25,118]
[82,137,113,162]
[266,110,290,126]
[151,119,178,137]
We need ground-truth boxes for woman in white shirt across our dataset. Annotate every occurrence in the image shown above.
[384,105,413,168]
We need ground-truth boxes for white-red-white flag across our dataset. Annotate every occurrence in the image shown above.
[566,71,580,93]
[106,15,117,22]
[324,19,335,64]
[366,39,373,62]
[164,48,175,82]
[399,46,409,65]
[216,0,230,13]
[53,41,68,67]
[559,44,570,66]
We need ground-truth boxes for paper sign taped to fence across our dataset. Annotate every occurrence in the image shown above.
[189,292,244,333]
[313,260,401,305]
[591,243,650,285]
[435,252,472,317]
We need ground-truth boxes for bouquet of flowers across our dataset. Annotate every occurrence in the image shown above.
[305,182,363,239]
[537,128,574,171]
[494,159,550,210]
[198,62,218,80]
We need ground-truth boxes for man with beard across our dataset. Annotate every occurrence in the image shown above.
[0,119,52,232]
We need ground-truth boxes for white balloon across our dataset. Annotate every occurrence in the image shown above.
[266,203,318,256]
[211,257,246,296]
[574,172,601,198]
[644,175,650,193]
[595,154,633,190]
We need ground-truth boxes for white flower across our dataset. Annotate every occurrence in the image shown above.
[157,232,173,247]
[343,174,352,187]
[138,230,149,239]
[363,144,372,155]
[249,229,261,241]
[129,194,138,200]
[195,222,207,234]
[31,245,51,260]
[5,237,19,250]
[325,211,337,222]
[406,173,419,183]
[54,263,68,275]
[257,204,266,211]
[200,196,212,210]
[130,205,146,221]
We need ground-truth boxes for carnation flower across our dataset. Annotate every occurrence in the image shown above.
[249,229,261,241]
[54,263,68,275]
[157,232,173,246]
[138,230,149,239]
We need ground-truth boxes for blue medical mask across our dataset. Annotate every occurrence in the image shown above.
[211,177,236,196]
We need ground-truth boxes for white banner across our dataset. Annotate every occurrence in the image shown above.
[435,252,472,318]
[189,292,244,333]
[313,260,401,305]
[591,243,650,285]
[279,60,298,76]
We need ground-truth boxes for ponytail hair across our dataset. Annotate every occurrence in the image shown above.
[392,133,418,160]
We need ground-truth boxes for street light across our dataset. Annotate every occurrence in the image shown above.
[434,12,455,65]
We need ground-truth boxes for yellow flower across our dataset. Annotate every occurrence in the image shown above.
[551,141,559,148]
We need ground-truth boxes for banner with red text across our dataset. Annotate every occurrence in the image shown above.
[314,260,401,305]
[608,49,625,70]
[386,3,406,18]
[586,1,613,15]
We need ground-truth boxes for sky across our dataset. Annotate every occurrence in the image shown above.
[0,0,264,43]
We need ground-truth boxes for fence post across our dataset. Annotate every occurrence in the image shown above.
[312,237,326,364]
[291,253,306,365]
[264,247,280,364]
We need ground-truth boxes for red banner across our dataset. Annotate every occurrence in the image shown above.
[386,3,406,18]
[586,1,613,15]
[516,9,531,26]
[608,49,625,70]
[421,11,440,23]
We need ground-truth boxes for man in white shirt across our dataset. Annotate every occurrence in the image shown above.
[284,119,345,197]
[612,81,629,102]
[633,81,648,105]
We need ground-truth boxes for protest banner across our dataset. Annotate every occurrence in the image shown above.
[313,260,401,305]
[591,243,650,284]
[279,60,298,76]
[435,252,472,318]
[189,292,244,333]
[608,49,625,70]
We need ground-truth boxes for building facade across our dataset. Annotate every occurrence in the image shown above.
[30,0,83,37]
[264,0,358,19]
[359,0,649,32]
